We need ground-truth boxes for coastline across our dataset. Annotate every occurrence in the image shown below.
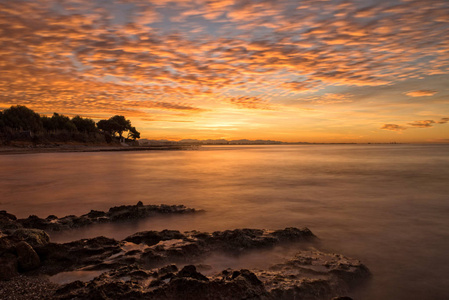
[0,202,370,300]
[0,144,197,155]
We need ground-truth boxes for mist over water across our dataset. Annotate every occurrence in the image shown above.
[1,144,449,299]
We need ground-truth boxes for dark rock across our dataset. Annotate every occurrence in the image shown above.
[85,210,106,218]
[55,280,85,295]
[0,211,21,230]
[17,215,49,230]
[125,231,162,245]
[332,297,353,300]
[0,253,19,280]
[46,215,58,221]
[15,241,40,271]
[0,211,17,221]
[2,203,200,232]
[271,227,316,242]
[0,236,19,254]
[11,228,50,248]
[177,265,209,281]
[158,264,178,275]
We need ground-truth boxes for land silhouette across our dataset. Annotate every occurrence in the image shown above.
[0,105,140,146]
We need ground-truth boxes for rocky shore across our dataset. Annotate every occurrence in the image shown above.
[0,203,370,299]
[0,202,200,231]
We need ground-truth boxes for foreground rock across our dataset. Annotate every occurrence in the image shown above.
[0,226,369,299]
[0,202,200,232]
[53,253,369,300]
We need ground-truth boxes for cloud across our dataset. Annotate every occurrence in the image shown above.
[381,124,407,132]
[282,80,320,93]
[226,97,271,109]
[381,118,448,132]
[297,93,353,105]
[0,0,449,128]
[408,120,435,128]
[438,117,449,124]
[405,90,438,97]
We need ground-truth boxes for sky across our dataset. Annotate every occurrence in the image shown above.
[0,0,448,143]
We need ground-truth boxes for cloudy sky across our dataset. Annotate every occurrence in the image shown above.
[1,0,448,142]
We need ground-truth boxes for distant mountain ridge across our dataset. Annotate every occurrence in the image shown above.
[138,139,310,145]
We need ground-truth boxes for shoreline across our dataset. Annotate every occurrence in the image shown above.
[0,202,370,300]
[0,144,198,155]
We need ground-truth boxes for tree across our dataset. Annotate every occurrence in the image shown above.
[97,115,134,139]
[97,119,115,136]
[72,116,97,133]
[109,115,131,139]
[127,126,140,140]
[2,105,43,132]
[0,111,4,130]
[42,113,76,132]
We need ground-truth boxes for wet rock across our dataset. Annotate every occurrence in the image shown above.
[37,236,123,275]
[16,241,40,271]
[125,231,163,245]
[1,202,201,232]
[258,250,371,299]
[271,227,316,242]
[11,228,50,248]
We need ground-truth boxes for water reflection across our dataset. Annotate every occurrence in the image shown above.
[1,144,449,299]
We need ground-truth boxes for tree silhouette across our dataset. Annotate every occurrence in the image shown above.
[2,105,43,132]
[127,126,140,140]
[72,116,97,133]
[97,115,133,139]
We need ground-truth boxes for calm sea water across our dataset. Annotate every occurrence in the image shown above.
[1,144,449,299]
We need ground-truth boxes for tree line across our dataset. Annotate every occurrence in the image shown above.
[0,105,140,145]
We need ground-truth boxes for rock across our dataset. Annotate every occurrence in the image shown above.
[0,211,17,221]
[0,236,19,254]
[17,215,49,230]
[0,253,19,280]
[0,211,21,230]
[12,228,50,248]
[7,203,200,232]
[271,226,316,242]
[15,241,40,271]
[85,210,106,218]
[125,231,163,245]
[177,265,209,281]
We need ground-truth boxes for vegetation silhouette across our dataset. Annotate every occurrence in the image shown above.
[0,105,140,146]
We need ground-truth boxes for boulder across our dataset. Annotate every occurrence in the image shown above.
[15,241,40,271]
[0,253,19,280]
[177,265,209,281]
[12,228,50,248]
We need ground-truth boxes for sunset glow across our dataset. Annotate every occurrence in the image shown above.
[1,0,448,142]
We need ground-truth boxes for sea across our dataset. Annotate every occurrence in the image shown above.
[1,144,448,299]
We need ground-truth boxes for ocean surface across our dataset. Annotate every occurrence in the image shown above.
[1,144,449,299]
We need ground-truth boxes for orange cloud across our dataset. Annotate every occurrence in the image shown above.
[408,120,435,128]
[405,90,438,97]
[381,124,407,132]
[226,97,271,110]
